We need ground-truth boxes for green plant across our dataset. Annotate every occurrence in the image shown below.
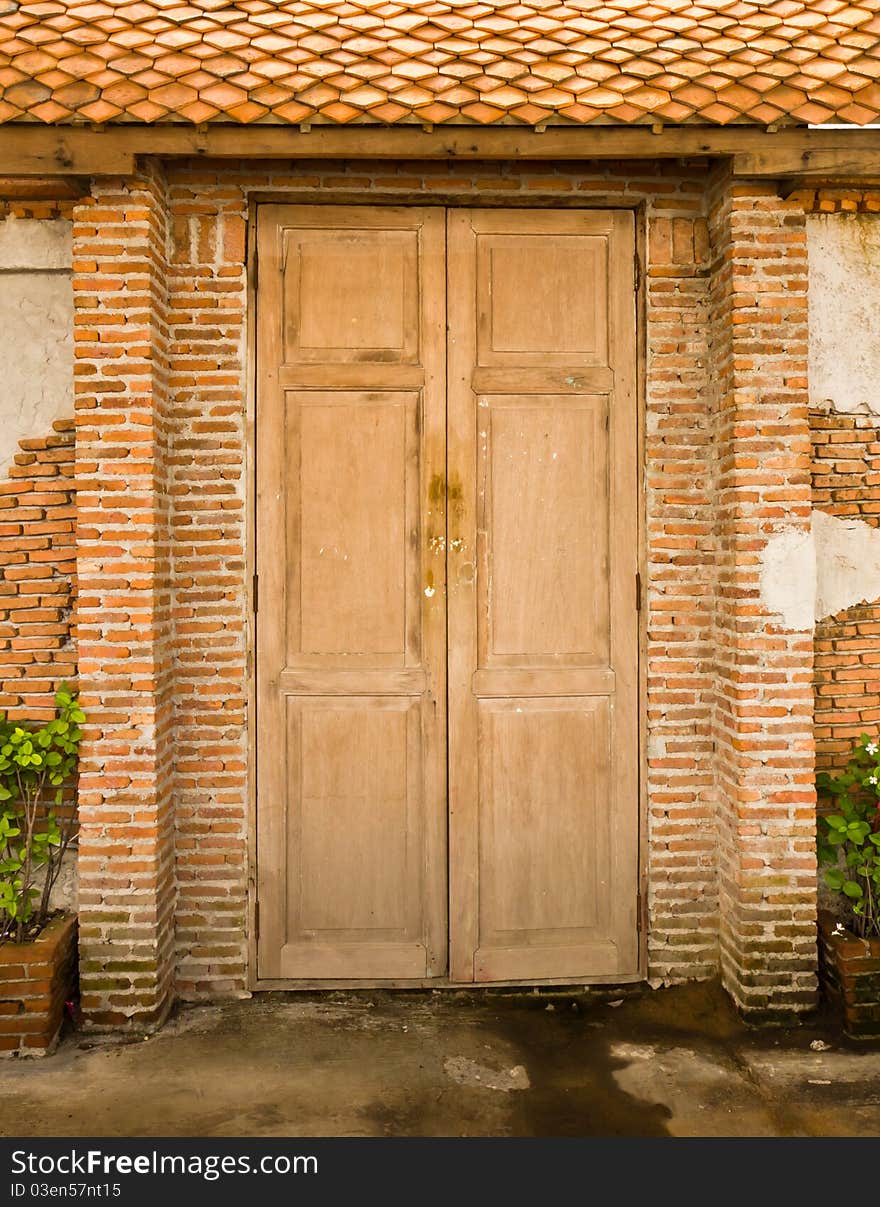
[0,683,83,944]
[816,733,880,941]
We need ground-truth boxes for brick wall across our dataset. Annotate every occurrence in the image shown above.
[166,162,249,999]
[0,419,76,720]
[73,165,176,1027]
[812,413,880,771]
[708,171,818,1018]
[643,184,718,985]
[0,192,75,223]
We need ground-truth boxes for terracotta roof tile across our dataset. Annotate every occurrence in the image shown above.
[0,1,879,125]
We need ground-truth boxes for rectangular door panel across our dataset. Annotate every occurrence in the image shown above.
[448,208,639,984]
[480,397,610,663]
[256,205,447,981]
[476,233,608,366]
[475,697,613,981]
[283,224,420,364]
[292,390,419,664]
[277,696,426,979]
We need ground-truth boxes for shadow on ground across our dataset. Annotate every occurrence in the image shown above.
[2,980,879,1137]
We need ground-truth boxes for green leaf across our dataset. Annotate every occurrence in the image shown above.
[825,815,848,831]
[843,880,864,899]
[825,868,845,890]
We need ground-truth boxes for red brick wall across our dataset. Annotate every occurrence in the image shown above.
[0,419,76,720]
[708,171,817,1018]
[73,165,176,1027]
[812,413,880,771]
[0,193,75,223]
[643,185,718,985]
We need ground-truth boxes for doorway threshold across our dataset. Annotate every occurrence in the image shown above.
[252,971,645,992]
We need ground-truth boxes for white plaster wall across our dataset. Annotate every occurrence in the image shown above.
[0,217,74,477]
[0,218,72,270]
[808,213,880,415]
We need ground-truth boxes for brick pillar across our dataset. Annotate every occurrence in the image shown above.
[73,165,175,1028]
[709,170,818,1019]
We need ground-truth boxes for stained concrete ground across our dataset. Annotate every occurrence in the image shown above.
[2,981,880,1137]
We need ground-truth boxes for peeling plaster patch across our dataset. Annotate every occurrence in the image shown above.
[813,509,880,619]
[807,214,880,415]
[443,1056,530,1092]
[760,524,816,631]
[0,217,74,477]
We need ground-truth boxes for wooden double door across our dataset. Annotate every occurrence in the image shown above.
[255,204,639,985]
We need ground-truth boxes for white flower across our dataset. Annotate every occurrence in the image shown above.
[867,742,878,756]
[869,776,878,786]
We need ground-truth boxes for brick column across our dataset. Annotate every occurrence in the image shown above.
[709,170,818,1019]
[73,165,175,1028]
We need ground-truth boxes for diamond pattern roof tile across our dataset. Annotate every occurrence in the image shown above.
[0,1,879,125]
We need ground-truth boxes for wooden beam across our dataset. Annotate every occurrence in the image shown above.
[733,148,880,180]
[0,128,135,175]
[0,123,878,176]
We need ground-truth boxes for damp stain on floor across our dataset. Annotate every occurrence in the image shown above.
[1,980,879,1137]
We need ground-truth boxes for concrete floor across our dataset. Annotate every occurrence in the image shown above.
[2,981,880,1137]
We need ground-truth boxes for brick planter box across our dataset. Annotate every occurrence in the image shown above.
[0,914,77,1056]
[818,909,880,1041]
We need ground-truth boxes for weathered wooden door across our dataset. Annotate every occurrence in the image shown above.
[255,206,448,979]
[256,205,639,984]
[447,210,639,982]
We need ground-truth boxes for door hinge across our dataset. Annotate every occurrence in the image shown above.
[252,572,259,613]
[254,900,260,939]
[634,251,642,293]
[636,571,642,612]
